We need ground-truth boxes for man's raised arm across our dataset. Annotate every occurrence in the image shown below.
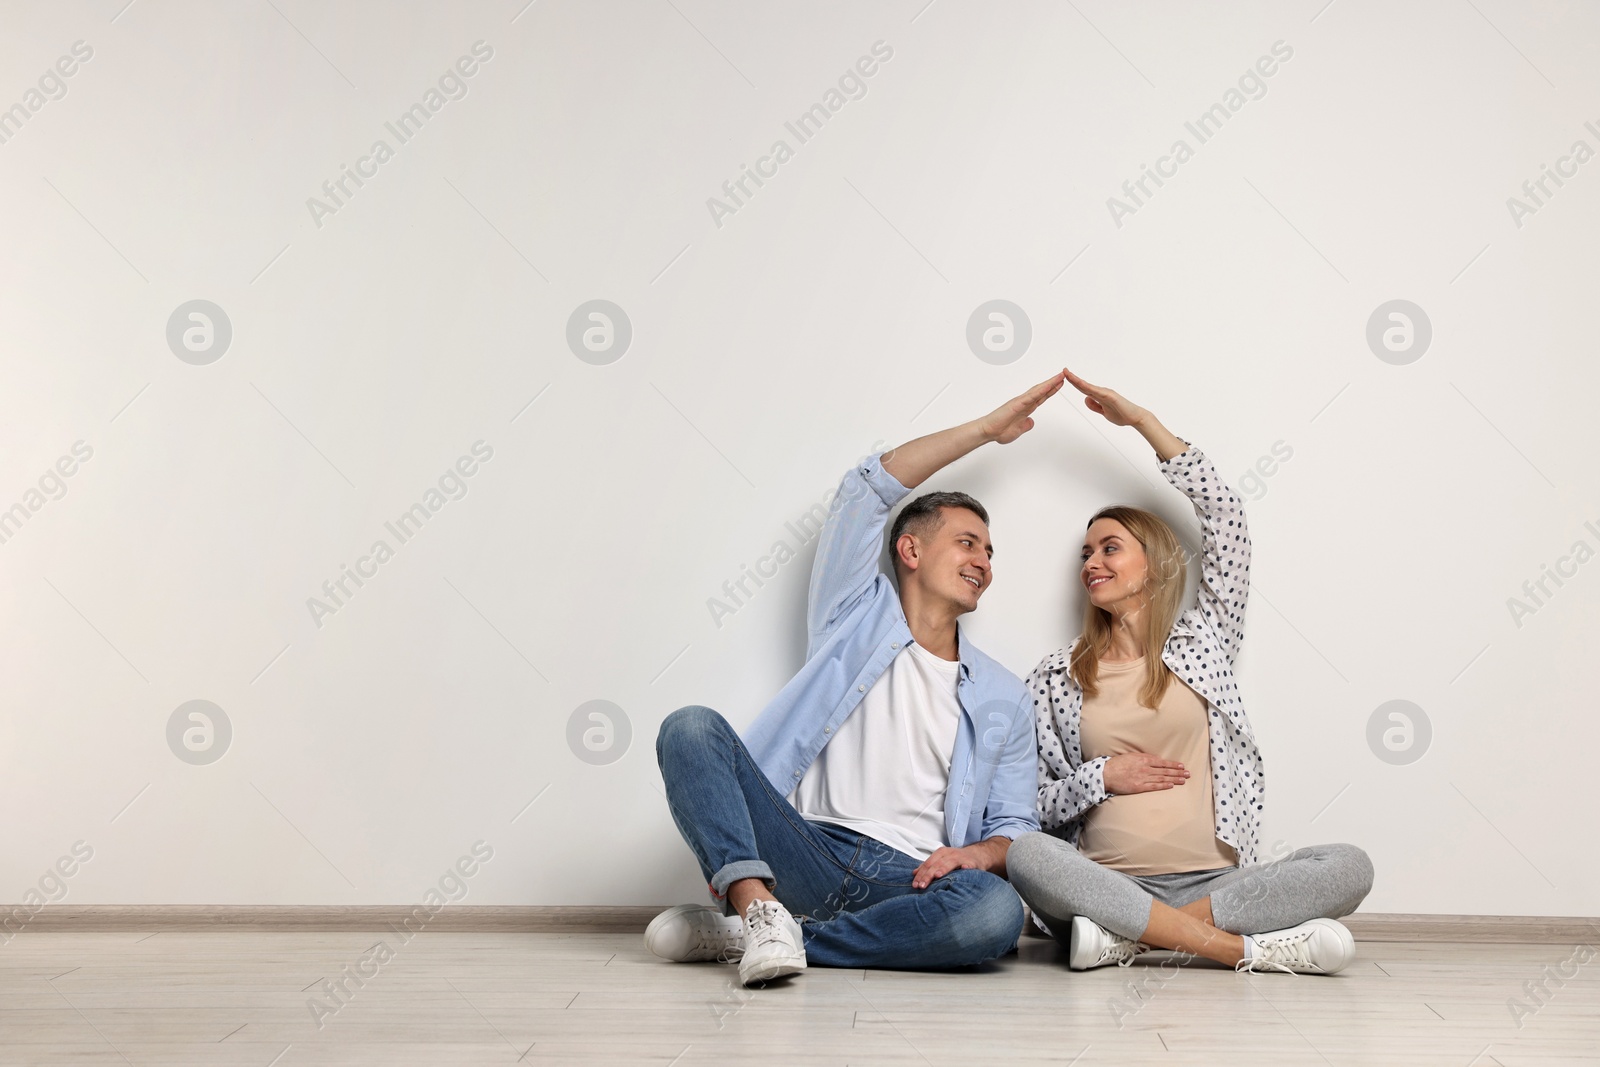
[880,371,1066,489]
[805,372,1068,647]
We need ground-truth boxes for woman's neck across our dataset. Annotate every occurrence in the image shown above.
[1102,606,1145,662]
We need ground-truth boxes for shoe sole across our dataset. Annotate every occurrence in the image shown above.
[740,952,806,986]
[645,904,734,962]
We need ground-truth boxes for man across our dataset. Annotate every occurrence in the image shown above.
[648,372,1066,986]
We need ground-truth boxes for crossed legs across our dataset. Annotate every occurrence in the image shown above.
[655,705,1023,970]
[1008,831,1375,967]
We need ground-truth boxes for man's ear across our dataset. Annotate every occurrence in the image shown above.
[895,532,920,573]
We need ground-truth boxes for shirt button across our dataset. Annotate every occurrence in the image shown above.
[891,642,900,650]
[793,771,802,779]
[824,726,832,734]
[858,684,866,692]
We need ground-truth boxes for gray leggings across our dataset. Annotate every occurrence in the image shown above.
[1007,833,1374,942]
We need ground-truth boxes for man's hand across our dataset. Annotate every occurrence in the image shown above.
[1103,752,1190,794]
[977,370,1068,444]
[911,846,978,889]
[910,837,1010,889]
[882,371,1066,489]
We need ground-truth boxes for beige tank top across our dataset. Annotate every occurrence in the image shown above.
[1078,656,1238,875]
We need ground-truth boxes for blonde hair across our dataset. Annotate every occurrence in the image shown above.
[1069,505,1188,708]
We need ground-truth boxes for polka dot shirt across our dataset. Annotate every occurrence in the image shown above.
[1026,445,1264,866]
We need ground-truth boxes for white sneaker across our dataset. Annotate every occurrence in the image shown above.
[737,899,806,986]
[1236,918,1356,975]
[644,904,745,963]
[1067,914,1148,970]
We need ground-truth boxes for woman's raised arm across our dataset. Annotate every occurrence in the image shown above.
[1065,367,1251,661]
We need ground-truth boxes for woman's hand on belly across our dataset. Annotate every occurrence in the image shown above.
[1103,752,1190,795]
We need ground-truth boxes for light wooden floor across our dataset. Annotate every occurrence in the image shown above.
[1,928,1595,1065]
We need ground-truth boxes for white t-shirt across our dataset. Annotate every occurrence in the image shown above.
[790,641,963,861]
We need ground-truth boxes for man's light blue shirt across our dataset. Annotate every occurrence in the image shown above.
[742,452,1040,849]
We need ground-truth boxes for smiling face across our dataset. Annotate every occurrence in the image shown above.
[898,506,993,613]
[1081,516,1150,615]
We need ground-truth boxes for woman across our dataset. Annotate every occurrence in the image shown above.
[1006,370,1374,975]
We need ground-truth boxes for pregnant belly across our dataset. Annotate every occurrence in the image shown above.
[1079,788,1234,876]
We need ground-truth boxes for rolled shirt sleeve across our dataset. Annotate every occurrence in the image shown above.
[806,452,910,654]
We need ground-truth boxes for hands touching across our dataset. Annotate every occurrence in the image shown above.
[880,365,1183,489]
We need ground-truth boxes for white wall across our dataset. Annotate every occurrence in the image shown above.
[1,0,1595,916]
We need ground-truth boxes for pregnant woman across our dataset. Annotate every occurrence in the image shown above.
[1007,370,1374,975]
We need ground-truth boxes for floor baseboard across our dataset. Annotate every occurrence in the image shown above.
[6,905,660,934]
[1340,912,1599,943]
[7,906,1597,943]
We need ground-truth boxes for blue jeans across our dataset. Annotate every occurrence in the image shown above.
[655,705,1024,970]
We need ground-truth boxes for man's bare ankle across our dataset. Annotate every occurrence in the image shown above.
[726,878,777,916]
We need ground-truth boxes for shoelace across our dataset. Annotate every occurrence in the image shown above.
[1235,930,1315,976]
[1103,939,1150,968]
[743,900,793,952]
[698,922,744,963]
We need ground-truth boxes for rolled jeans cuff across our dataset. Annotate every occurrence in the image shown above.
[711,860,775,908]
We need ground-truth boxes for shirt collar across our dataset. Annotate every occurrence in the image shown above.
[955,624,977,682]
[905,624,976,683]
[1040,646,1072,673]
